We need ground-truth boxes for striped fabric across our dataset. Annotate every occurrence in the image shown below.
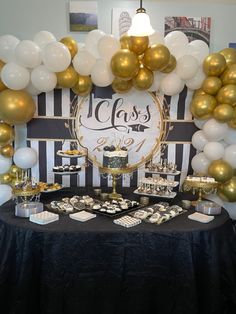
[27,87,197,187]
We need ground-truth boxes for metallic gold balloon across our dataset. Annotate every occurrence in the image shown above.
[143,44,170,71]
[72,74,92,96]
[228,107,236,129]
[60,37,78,58]
[208,160,233,183]
[0,90,36,125]
[190,94,217,119]
[193,88,207,98]
[132,66,154,91]
[201,76,222,95]
[213,104,234,122]
[0,144,14,158]
[0,59,7,92]
[9,165,22,178]
[130,36,149,55]
[219,48,236,67]
[221,64,236,85]
[218,176,236,202]
[111,49,139,80]
[0,122,14,146]
[112,77,132,94]
[216,84,236,105]
[56,66,78,88]
[119,34,132,50]
[0,173,12,184]
[203,53,227,76]
[160,55,176,73]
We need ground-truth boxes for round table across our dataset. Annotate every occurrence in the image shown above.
[0,188,236,314]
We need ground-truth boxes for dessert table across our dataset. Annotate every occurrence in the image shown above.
[0,188,236,314]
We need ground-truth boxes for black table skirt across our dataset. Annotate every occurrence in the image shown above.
[0,188,236,314]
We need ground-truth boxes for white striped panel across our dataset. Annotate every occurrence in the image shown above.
[169,94,179,120]
[46,141,55,184]
[184,89,194,120]
[167,144,176,181]
[45,91,54,116]
[179,144,190,189]
[61,141,72,187]
[78,157,86,187]
[93,165,101,187]
[33,95,38,117]
[61,89,71,117]
[30,141,40,182]
[122,172,130,187]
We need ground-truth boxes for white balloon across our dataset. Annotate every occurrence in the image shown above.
[191,152,211,175]
[33,31,56,49]
[203,119,228,141]
[42,42,71,72]
[13,147,38,169]
[160,73,184,96]
[164,31,188,59]
[0,34,19,63]
[1,62,30,90]
[223,128,236,145]
[185,67,206,90]
[219,140,229,148]
[15,40,41,68]
[72,49,96,76]
[0,155,12,175]
[97,35,120,62]
[0,184,12,206]
[149,30,164,46]
[203,142,225,161]
[31,65,57,92]
[91,59,114,87]
[191,130,208,151]
[24,81,41,96]
[186,40,209,64]
[148,71,164,92]
[176,55,199,80]
[224,144,236,168]
[223,202,236,220]
[194,118,207,129]
[85,29,105,58]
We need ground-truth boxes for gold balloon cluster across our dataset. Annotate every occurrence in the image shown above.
[110,34,175,93]
[0,165,22,185]
[190,48,236,127]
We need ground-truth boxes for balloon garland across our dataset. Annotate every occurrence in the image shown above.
[0,28,235,210]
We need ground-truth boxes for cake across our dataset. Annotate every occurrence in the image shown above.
[103,145,128,169]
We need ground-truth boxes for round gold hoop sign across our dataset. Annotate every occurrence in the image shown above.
[74,90,165,169]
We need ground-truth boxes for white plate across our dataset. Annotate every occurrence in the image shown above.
[145,170,181,176]
[56,151,86,158]
[133,189,177,199]
[53,171,81,175]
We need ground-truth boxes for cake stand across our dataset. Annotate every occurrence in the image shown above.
[99,167,134,200]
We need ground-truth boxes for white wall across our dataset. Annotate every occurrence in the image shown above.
[0,0,236,52]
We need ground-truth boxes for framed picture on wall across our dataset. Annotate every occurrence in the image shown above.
[165,16,211,46]
[69,1,98,32]
[112,8,135,38]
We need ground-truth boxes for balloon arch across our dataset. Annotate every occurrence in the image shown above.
[0,29,236,210]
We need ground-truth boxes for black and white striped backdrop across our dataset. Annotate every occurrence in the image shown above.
[27,86,197,188]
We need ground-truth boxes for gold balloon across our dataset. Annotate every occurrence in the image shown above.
[56,66,78,88]
[112,77,132,94]
[0,59,7,92]
[221,64,236,85]
[216,84,236,105]
[9,165,22,178]
[219,48,236,67]
[143,44,170,71]
[119,34,132,50]
[213,104,234,122]
[0,122,14,146]
[201,76,222,95]
[228,107,236,129]
[160,55,176,73]
[0,144,14,158]
[130,36,149,55]
[132,66,154,91]
[203,53,227,76]
[208,160,233,183]
[193,88,207,98]
[60,37,78,58]
[72,74,92,96]
[0,90,36,125]
[0,173,12,184]
[111,49,139,80]
[218,176,236,202]
[190,94,217,119]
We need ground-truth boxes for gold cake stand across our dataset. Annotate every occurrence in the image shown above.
[182,179,218,205]
[99,167,135,200]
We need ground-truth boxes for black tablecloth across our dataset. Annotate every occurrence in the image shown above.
[0,188,236,314]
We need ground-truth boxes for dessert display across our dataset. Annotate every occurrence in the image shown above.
[113,215,141,228]
[38,182,62,193]
[146,158,180,175]
[52,164,81,173]
[29,211,59,225]
[185,175,216,183]
[56,149,85,157]
[103,145,128,169]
